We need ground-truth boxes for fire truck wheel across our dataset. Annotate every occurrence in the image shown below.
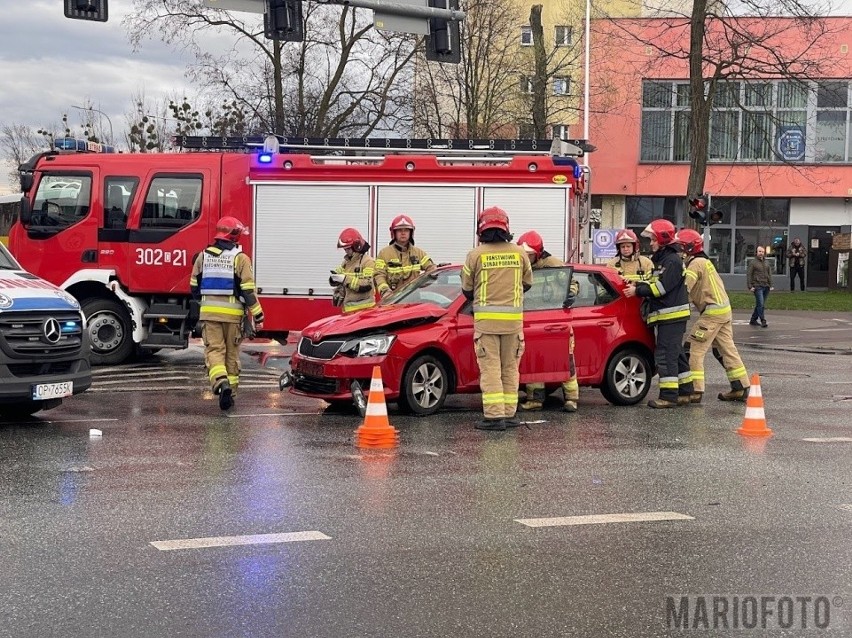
[82,298,134,366]
[398,354,449,416]
[600,347,652,406]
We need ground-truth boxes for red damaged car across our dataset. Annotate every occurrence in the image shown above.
[283,264,655,415]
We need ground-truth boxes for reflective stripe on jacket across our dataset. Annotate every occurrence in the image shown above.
[461,242,533,334]
[684,255,731,318]
[634,245,690,324]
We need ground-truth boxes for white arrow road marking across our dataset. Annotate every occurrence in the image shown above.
[150,531,331,551]
[515,511,694,527]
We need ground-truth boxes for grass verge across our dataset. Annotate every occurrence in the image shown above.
[728,290,852,312]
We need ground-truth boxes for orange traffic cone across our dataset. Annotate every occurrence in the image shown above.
[736,373,773,438]
[355,366,400,449]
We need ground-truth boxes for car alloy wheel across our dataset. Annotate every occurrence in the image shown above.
[399,354,449,416]
[601,348,651,406]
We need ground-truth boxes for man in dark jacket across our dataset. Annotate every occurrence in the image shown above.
[624,219,694,408]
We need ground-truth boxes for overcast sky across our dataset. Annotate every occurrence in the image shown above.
[0,1,249,193]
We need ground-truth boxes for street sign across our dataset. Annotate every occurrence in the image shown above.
[374,0,429,35]
[203,0,264,12]
[592,229,617,260]
[777,126,805,162]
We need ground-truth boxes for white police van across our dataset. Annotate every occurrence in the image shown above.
[0,241,91,418]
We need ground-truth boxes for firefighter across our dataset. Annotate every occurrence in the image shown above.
[623,219,694,408]
[189,216,264,411]
[374,215,436,298]
[677,229,750,403]
[330,228,377,314]
[515,230,580,413]
[607,229,655,282]
[461,207,533,430]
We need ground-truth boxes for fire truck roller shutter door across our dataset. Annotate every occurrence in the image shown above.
[483,187,569,261]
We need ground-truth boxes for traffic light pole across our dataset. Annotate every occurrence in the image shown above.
[321,0,465,22]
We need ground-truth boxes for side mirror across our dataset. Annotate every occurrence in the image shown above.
[20,173,33,192]
[19,196,32,226]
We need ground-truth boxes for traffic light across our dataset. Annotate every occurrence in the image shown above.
[264,0,304,42]
[688,193,722,226]
[64,0,108,22]
[426,0,461,64]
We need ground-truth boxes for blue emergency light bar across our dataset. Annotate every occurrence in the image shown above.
[54,137,115,154]
[257,152,274,164]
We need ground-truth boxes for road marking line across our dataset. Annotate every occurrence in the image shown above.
[89,386,196,393]
[150,531,331,551]
[802,437,852,443]
[801,328,852,332]
[43,418,119,424]
[837,504,852,512]
[515,511,694,528]
[94,377,186,385]
[225,412,319,418]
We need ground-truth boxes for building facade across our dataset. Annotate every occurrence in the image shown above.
[588,16,852,289]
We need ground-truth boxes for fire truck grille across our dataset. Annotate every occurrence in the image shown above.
[0,311,84,358]
[293,374,338,395]
[298,338,345,360]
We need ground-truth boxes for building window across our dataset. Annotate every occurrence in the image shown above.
[640,79,852,164]
[521,26,533,46]
[552,124,569,140]
[553,77,570,96]
[520,75,533,94]
[555,26,572,46]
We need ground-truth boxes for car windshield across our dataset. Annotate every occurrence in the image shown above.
[380,268,462,309]
[0,243,20,269]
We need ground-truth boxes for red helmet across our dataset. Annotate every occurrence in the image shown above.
[389,214,415,240]
[517,230,544,259]
[614,228,640,253]
[214,216,249,241]
[338,227,367,251]
[676,228,704,256]
[642,219,677,246]
[477,206,510,234]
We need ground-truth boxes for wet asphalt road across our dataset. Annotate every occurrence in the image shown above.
[1,315,851,637]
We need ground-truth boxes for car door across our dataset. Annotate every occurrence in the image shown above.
[563,269,621,381]
[520,266,573,384]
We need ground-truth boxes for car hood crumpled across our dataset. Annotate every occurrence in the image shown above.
[301,303,448,340]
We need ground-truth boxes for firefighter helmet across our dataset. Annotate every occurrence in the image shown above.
[477,206,510,234]
[214,216,249,241]
[641,219,677,246]
[676,228,704,256]
[614,228,640,254]
[337,227,367,252]
[389,214,416,240]
[517,230,544,259]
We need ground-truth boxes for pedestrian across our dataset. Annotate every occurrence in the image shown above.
[330,228,377,314]
[606,229,655,282]
[516,230,580,413]
[787,237,806,291]
[461,207,533,430]
[676,229,750,403]
[189,216,264,411]
[374,214,436,298]
[623,219,694,408]
[747,246,773,327]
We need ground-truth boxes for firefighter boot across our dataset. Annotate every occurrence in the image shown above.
[562,400,578,413]
[718,381,749,402]
[218,381,234,411]
[685,392,704,404]
[475,418,506,432]
[647,398,678,408]
[519,387,546,411]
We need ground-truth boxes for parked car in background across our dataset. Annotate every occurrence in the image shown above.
[284,264,655,416]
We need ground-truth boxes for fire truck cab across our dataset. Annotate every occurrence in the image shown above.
[9,135,590,365]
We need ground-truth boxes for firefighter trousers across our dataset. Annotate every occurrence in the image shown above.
[653,321,693,402]
[525,325,578,402]
[686,315,749,393]
[474,331,525,420]
[202,321,243,395]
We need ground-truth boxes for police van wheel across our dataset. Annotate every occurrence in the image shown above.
[398,354,449,416]
[601,348,652,406]
[82,298,134,366]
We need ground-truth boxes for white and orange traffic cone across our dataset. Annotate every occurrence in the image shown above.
[736,373,773,438]
[354,366,400,449]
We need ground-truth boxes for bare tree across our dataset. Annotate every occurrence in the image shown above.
[601,1,843,203]
[0,124,43,188]
[125,0,416,137]
[415,0,526,137]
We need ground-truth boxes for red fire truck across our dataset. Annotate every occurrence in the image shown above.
[8,135,591,365]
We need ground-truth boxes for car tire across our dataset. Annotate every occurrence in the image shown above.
[82,298,134,366]
[600,348,652,406]
[398,354,449,416]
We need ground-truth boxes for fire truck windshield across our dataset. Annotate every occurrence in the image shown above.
[30,174,92,230]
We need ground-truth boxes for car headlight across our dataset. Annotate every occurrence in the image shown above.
[341,335,396,357]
